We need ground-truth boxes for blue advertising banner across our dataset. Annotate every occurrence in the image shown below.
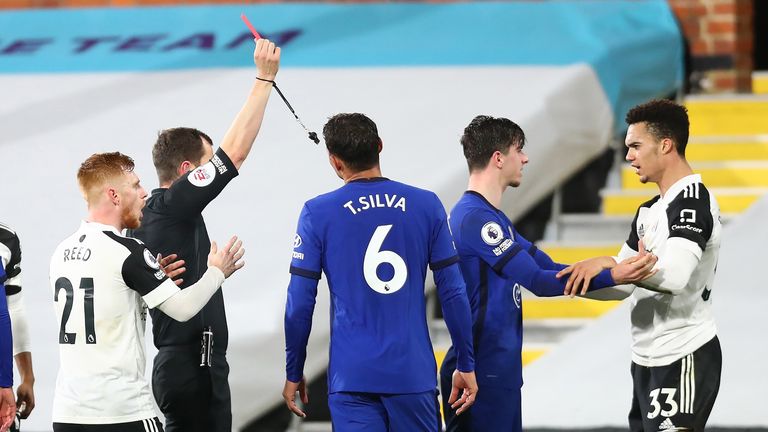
[0,1,683,121]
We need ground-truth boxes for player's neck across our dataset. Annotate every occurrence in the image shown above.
[87,206,124,232]
[656,158,693,197]
[344,166,383,183]
[467,172,505,209]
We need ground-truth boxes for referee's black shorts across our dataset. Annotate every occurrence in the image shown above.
[53,418,163,432]
[629,336,721,432]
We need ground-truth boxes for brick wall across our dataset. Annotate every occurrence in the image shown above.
[1,0,754,93]
[668,0,753,92]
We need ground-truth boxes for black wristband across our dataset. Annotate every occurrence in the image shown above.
[256,77,275,83]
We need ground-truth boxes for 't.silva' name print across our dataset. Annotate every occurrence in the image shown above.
[343,194,406,215]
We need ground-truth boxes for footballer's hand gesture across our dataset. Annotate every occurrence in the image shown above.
[158,253,186,286]
[254,38,280,82]
[208,236,245,278]
[558,256,617,297]
[449,370,478,415]
[612,240,658,284]
[283,377,308,418]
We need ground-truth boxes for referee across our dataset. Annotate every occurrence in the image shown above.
[132,39,280,432]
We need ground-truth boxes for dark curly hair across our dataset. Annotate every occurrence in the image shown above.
[460,115,526,172]
[625,99,689,156]
[323,113,381,172]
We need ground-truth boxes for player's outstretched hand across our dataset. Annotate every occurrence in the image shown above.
[558,256,617,297]
[208,236,245,278]
[282,377,308,418]
[158,253,186,287]
[448,370,478,415]
[611,240,658,284]
[254,38,280,82]
[0,387,16,432]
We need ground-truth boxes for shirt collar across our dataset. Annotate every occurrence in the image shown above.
[464,190,501,212]
[661,174,702,204]
[81,220,123,237]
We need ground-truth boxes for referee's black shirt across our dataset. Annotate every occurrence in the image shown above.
[132,147,238,352]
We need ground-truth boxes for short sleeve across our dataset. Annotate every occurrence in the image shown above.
[666,185,714,252]
[459,208,522,274]
[121,246,179,308]
[161,147,239,217]
[289,204,323,280]
[428,194,460,271]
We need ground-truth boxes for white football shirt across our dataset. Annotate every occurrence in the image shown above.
[50,221,179,424]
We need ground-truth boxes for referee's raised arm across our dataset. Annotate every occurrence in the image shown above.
[219,38,281,170]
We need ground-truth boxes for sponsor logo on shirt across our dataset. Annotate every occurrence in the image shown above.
[481,221,504,246]
[188,162,216,187]
[292,234,305,259]
[211,155,228,175]
[492,238,513,256]
[154,270,165,280]
[143,249,160,270]
[679,209,696,223]
[671,224,703,234]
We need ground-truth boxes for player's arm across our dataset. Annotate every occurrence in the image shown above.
[0,280,14,405]
[155,237,245,321]
[577,243,641,301]
[559,203,658,298]
[511,230,567,271]
[429,195,476,414]
[283,204,322,418]
[635,192,714,295]
[7,294,33,419]
[1,231,34,419]
[120,235,243,321]
[461,209,615,297]
[218,39,281,170]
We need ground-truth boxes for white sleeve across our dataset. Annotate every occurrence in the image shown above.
[6,292,31,356]
[636,237,701,295]
[580,243,637,301]
[156,267,225,322]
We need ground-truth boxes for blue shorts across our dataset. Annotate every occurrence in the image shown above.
[328,390,440,432]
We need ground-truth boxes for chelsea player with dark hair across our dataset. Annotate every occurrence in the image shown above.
[439,115,658,432]
[283,113,478,431]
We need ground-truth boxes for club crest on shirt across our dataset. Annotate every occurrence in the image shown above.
[143,249,161,270]
[188,162,216,187]
[512,283,523,309]
[481,222,504,246]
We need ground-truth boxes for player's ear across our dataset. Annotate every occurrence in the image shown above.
[377,139,383,154]
[492,150,503,168]
[329,154,343,173]
[661,138,675,155]
[107,186,119,206]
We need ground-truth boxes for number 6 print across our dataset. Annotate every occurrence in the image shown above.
[363,225,407,294]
